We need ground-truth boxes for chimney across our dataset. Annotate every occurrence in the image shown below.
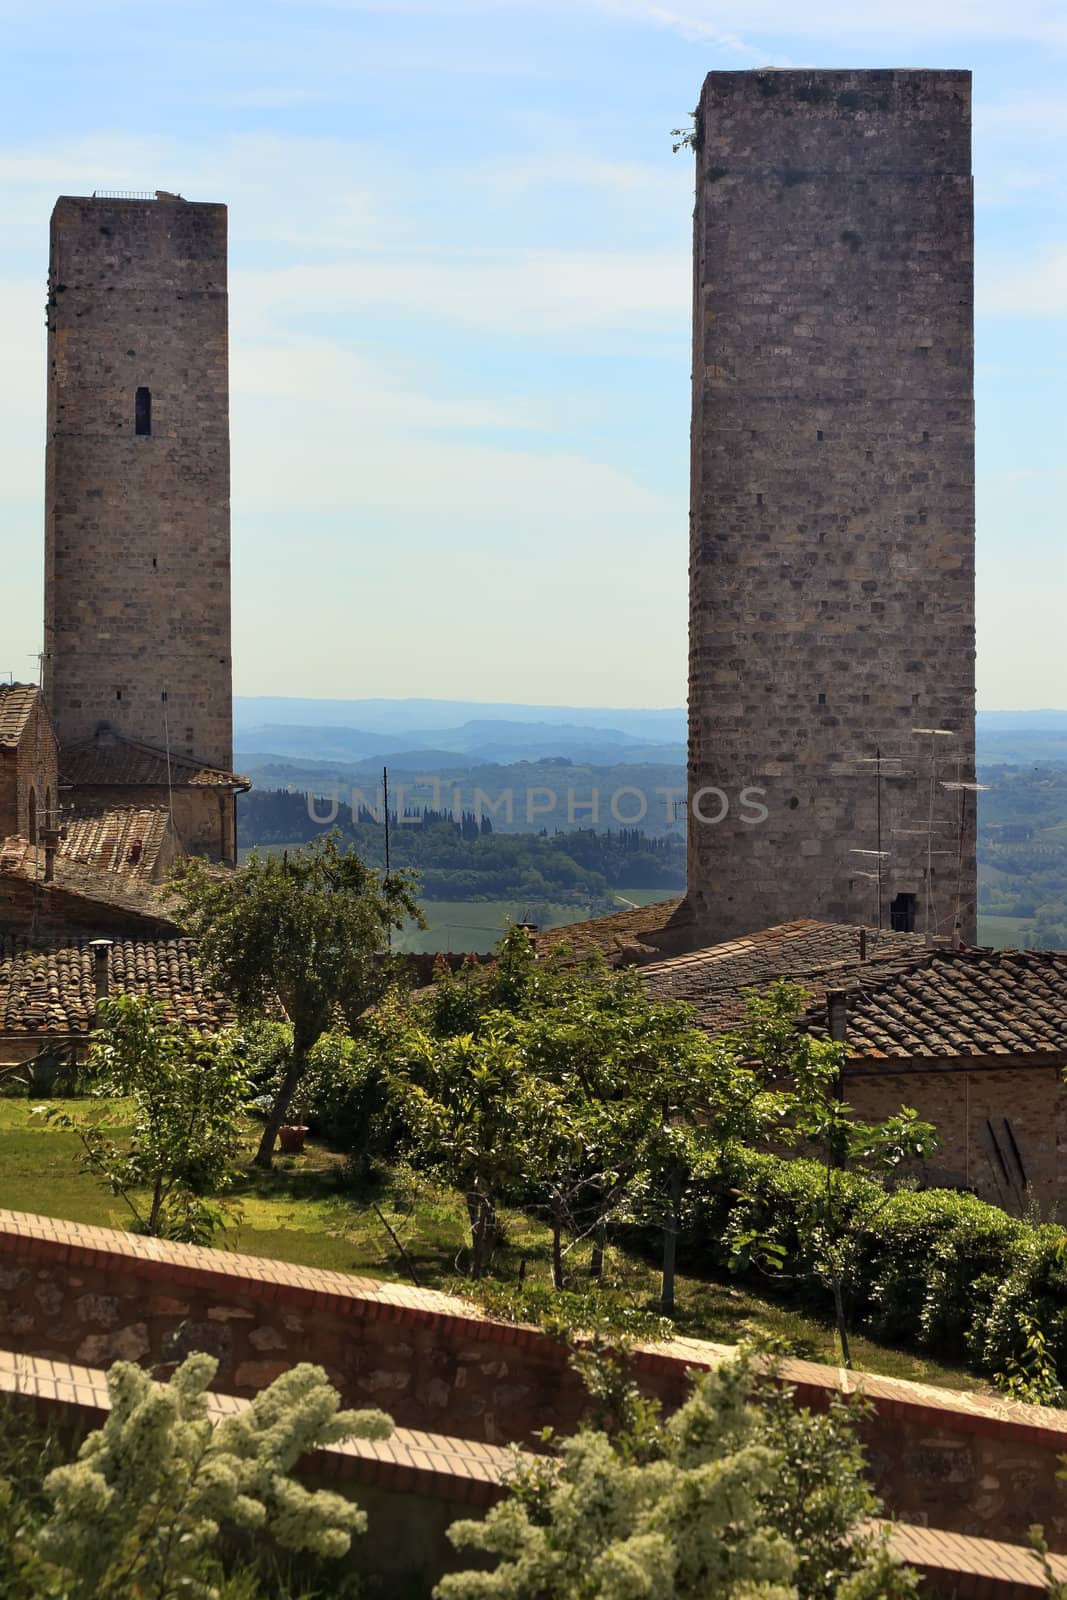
[826,988,848,1044]
[89,939,113,1003]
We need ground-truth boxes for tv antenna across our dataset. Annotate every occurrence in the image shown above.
[910,728,956,937]
[941,761,988,943]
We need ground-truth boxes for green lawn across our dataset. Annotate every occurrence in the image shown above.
[0,1098,992,1396]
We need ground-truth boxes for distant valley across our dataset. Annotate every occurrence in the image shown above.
[235,699,1067,954]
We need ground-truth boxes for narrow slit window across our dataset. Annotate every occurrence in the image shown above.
[135,387,152,436]
[890,892,917,933]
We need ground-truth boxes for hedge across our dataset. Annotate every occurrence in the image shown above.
[680,1148,1067,1394]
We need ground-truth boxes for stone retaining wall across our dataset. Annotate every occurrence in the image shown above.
[2,1209,1065,1550]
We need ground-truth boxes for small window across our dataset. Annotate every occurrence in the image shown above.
[890,892,917,932]
[135,387,152,436]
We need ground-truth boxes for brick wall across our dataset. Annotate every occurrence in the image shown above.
[44,196,232,775]
[686,70,976,944]
[1,1209,1064,1551]
[0,703,60,842]
[846,1060,1067,1219]
[0,872,173,938]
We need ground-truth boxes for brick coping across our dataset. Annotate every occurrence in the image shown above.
[0,1347,513,1507]
[874,1521,1067,1597]
[3,1345,1064,1597]
[4,1207,1067,1447]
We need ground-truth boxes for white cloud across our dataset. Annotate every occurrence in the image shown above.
[234,249,688,343]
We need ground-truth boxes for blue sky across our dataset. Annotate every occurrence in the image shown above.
[1,0,1063,710]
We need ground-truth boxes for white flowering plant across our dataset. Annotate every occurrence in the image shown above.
[35,1354,391,1600]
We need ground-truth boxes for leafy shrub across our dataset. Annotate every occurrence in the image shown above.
[682,1148,1067,1397]
[436,1350,917,1600]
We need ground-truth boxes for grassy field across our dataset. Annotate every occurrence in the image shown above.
[396,890,676,954]
[234,852,678,955]
[978,914,1037,949]
[394,900,590,954]
[0,1098,991,1394]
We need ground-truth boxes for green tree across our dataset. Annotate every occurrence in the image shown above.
[392,1028,551,1279]
[403,932,788,1306]
[36,1355,391,1600]
[734,984,939,1369]
[39,995,252,1242]
[169,832,421,1167]
[436,1351,915,1600]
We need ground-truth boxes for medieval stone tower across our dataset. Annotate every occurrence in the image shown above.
[686,69,977,945]
[44,194,232,775]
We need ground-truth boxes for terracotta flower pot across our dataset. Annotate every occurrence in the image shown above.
[278,1125,309,1154]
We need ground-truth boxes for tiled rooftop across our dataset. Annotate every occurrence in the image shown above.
[640,920,925,1033]
[0,834,174,928]
[60,805,173,880]
[0,683,43,747]
[0,935,232,1034]
[535,897,686,962]
[60,726,248,789]
[803,947,1067,1062]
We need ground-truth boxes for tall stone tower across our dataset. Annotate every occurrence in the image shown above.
[686,70,976,945]
[44,194,232,774]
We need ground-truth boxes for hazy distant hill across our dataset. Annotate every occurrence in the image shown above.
[234,696,687,745]
[236,715,686,770]
[235,698,1067,770]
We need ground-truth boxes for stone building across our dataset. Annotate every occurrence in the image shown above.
[640,929,1067,1220]
[684,70,977,946]
[0,683,58,845]
[0,933,229,1066]
[803,948,1067,1221]
[42,192,245,866]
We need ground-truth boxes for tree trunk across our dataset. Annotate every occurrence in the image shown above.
[254,1049,307,1169]
[589,1216,606,1282]
[466,1191,489,1280]
[660,1168,684,1318]
[833,1278,852,1369]
[551,1199,564,1291]
[148,1175,165,1235]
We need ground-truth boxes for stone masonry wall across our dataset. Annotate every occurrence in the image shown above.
[846,1060,1067,1220]
[44,196,232,773]
[0,700,60,842]
[1,1209,1065,1550]
[686,70,977,945]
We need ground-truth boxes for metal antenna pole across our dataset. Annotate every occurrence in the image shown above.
[876,745,883,930]
[910,728,955,938]
[382,765,392,951]
[942,776,988,943]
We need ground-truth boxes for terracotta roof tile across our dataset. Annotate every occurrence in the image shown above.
[60,727,248,789]
[0,934,233,1035]
[534,898,686,962]
[60,806,173,880]
[0,684,42,747]
[640,920,925,1032]
[802,947,1067,1063]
